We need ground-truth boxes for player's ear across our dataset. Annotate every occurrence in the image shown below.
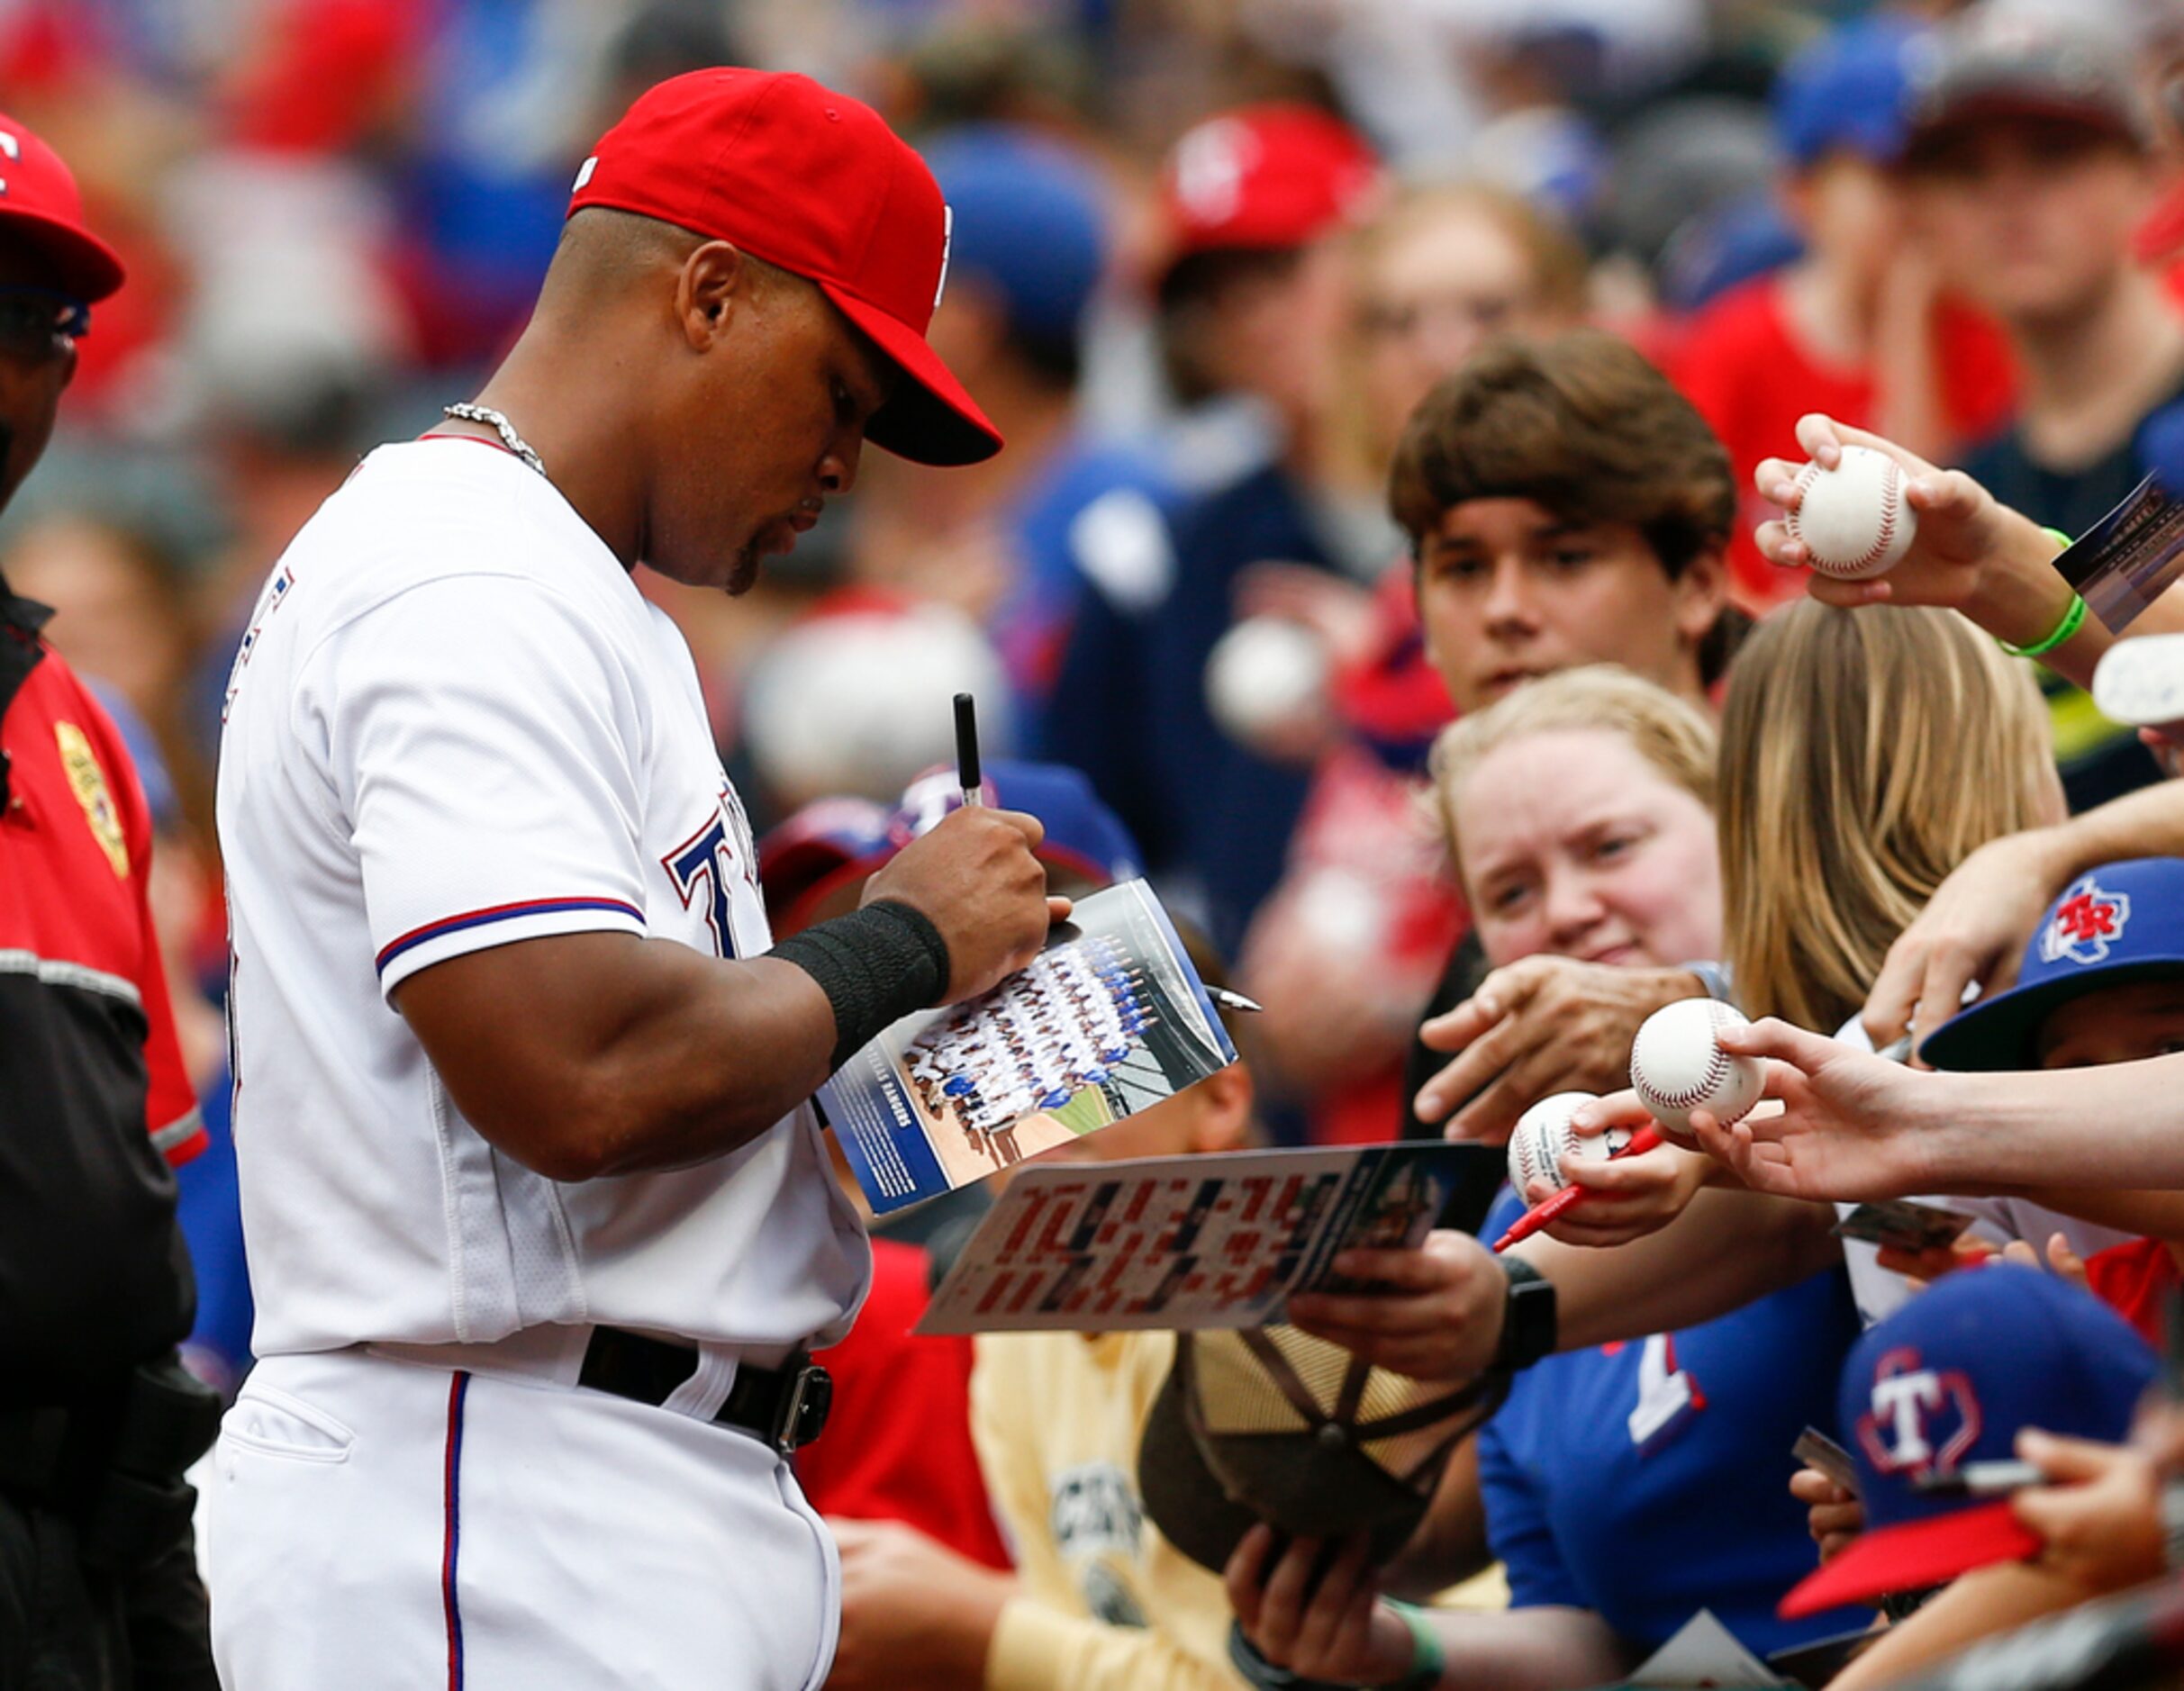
[677,240,748,350]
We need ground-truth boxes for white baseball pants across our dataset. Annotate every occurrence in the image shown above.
[204,1347,838,1688]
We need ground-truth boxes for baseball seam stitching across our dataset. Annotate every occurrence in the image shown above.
[1639,1037,1733,1111]
[1788,455,1899,576]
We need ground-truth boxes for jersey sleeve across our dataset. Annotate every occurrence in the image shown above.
[313,574,653,999]
[1478,1392,1586,1614]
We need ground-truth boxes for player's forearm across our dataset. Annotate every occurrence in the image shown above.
[1420,1605,1629,1691]
[575,949,841,1176]
[1518,1187,1837,1350]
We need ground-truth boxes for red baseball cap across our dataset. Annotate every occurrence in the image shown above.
[0,113,124,303]
[570,68,1001,467]
[1155,104,1382,276]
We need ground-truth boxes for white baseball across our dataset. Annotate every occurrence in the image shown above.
[1507,1090,1628,1197]
[1205,617,1329,746]
[1785,444,1917,581]
[1630,999,1763,1144]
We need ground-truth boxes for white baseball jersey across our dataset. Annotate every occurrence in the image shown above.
[218,438,870,1358]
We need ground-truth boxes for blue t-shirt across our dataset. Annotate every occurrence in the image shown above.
[994,433,1179,718]
[1478,1193,1868,1659]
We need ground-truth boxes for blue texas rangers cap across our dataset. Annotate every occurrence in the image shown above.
[1780,1267,2154,1618]
[1920,858,2184,1072]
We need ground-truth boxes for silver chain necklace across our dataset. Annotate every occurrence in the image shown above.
[441,402,545,477]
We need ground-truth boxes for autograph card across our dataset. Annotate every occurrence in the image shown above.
[1791,1427,1859,1497]
[1830,1200,1972,1254]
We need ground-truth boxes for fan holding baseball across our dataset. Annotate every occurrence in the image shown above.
[1752,414,2125,684]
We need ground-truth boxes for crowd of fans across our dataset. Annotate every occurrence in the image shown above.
[23,0,2184,1684]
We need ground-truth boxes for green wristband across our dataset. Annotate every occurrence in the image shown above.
[1382,1600,1446,1689]
[1998,592,2088,659]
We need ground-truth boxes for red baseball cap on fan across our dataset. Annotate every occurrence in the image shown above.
[0,113,124,303]
[1155,104,1382,275]
[569,68,1001,467]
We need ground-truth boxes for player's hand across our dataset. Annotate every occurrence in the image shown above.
[2011,1429,2170,1597]
[864,807,1065,1002]
[1286,1231,1505,1381]
[1862,828,2071,1059]
[1790,1466,1863,1564]
[827,1516,1011,1690]
[1754,414,2059,627]
[1687,1018,1953,1203]
[1545,1092,1717,1247]
[1225,1527,1416,1687]
[1415,959,1705,1141]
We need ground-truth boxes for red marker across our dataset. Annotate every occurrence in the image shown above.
[1491,1126,1663,1252]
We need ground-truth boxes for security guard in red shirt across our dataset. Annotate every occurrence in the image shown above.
[0,115,221,1688]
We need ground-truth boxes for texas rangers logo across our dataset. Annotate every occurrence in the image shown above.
[663,785,759,960]
[2041,874,2131,967]
[1854,1348,1980,1478]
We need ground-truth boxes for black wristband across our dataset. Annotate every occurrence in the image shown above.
[772,900,954,1072]
[1493,1255,1557,1373]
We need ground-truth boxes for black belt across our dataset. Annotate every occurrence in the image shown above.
[576,1327,831,1455]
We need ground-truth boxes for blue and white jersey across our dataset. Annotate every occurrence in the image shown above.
[218,439,869,1359]
[1479,1192,1866,1659]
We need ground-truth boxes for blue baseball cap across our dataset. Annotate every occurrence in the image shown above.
[920,124,1110,342]
[1780,1268,2154,1618]
[1772,18,1922,168]
[1921,858,2184,1072]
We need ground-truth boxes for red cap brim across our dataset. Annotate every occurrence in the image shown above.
[1777,1500,2043,1619]
[820,279,1002,467]
[0,205,124,303]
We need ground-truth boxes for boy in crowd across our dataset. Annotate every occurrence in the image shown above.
[1901,6,2180,807]
[1672,15,2014,612]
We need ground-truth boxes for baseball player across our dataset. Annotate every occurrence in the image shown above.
[208,71,1056,1688]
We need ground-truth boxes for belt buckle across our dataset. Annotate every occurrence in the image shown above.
[770,1361,832,1455]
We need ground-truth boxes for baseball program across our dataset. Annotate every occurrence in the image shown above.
[821,879,1238,1212]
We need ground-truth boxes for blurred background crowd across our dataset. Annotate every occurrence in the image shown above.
[24,0,2176,1394]
[24,3,2184,1681]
